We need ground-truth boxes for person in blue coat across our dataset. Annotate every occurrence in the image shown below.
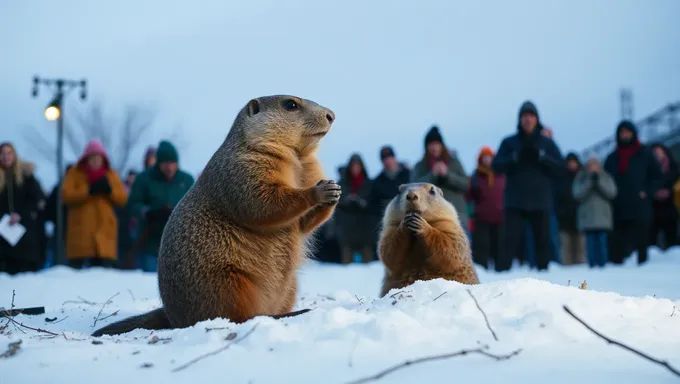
[492,101,565,271]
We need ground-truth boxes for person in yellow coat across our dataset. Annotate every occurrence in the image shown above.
[62,139,128,269]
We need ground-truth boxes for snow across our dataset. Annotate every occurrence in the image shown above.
[2,248,680,383]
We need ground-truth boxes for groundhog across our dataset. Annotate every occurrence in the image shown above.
[378,182,479,297]
[92,95,341,336]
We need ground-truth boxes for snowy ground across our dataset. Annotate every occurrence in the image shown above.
[1,248,680,384]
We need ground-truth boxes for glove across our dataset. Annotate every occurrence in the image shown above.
[590,173,599,183]
[89,177,112,195]
[518,146,539,164]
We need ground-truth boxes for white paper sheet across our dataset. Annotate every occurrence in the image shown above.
[0,214,26,247]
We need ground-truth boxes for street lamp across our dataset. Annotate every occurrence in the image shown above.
[32,75,87,266]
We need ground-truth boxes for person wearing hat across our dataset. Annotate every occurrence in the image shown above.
[465,146,506,270]
[492,100,565,271]
[367,145,411,216]
[603,120,663,265]
[126,140,194,272]
[412,125,470,233]
[335,153,375,264]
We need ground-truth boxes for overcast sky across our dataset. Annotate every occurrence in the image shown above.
[2,0,679,189]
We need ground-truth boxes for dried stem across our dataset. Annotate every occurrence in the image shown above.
[92,293,119,329]
[62,296,98,306]
[432,291,447,302]
[345,347,522,384]
[172,322,259,372]
[563,305,680,378]
[467,289,498,341]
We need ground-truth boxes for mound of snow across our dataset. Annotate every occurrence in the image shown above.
[1,248,679,383]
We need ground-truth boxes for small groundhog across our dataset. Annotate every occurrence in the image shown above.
[378,182,479,297]
[92,95,341,336]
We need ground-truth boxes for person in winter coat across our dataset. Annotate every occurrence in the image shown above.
[43,163,73,267]
[603,120,663,265]
[62,139,128,269]
[572,156,617,268]
[465,146,506,270]
[556,152,586,265]
[126,140,194,272]
[0,142,46,274]
[412,125,470,233]
[649,143,679,249]
[335,153,375,264]
[367,145,411,217]
[492,101,564,271]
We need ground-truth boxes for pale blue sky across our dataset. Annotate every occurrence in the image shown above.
[2,0,679,189]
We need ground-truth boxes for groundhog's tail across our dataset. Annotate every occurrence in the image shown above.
[91,308,171,337]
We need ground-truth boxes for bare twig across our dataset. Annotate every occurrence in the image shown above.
[92,293,119,329]
[345,348,522,384]
[172,322,259,372]
[99,310,120,322]
[467,289,498,341]
[62,296,98,306]
[127,289,136,302]
[354,295,363,305]
[563,305,680,378]
[51,316,69,325]
[432,291,447,302]
[3,316,59,336]
[671,306,676,318]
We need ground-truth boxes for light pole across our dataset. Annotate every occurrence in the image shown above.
[32,76,87,266]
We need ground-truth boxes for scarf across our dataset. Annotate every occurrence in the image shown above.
[82,164,108,184]
[616,139,641,174]
[349,172,365,194]
[476,165,495,187]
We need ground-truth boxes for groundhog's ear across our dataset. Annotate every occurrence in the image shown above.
[247,99,261,117]
[437,187,444,197]
[398,184,407,193]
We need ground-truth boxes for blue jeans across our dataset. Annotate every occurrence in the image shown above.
[137,253,158,272]
[585,230,608,267]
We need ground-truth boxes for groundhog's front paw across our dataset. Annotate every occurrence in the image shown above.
[403,212,429,234]
[313,179,341,205]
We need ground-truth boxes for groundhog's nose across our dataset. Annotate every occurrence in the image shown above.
[406,191,418,201]
[325,110,335,124]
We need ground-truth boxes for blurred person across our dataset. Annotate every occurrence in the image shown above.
[43,163,73,267]
[556,152,586,265]
[116,170,139,269]
[572,156,617,268]
[0,142,47,274]
[603,120,663,265]
[492,101,564,271]
[541,126,562,263]
[62,139,128,269]
[465,146,505,270]
[143,146,156,170]
[367,145,411,216]
[412,125,470,234]
[648,143,678,250]
[126,140,194,272]
[335,154,375,264]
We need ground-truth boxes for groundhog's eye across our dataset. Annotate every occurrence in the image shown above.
[429,187,436,196]
[283,99,299,111]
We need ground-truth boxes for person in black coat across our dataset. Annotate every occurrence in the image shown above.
[492,101,565,271]
[649,143,679,249]
[603,120,663,265]
[0,142,46,274]
[556,152,586,265]
[367,146,411,217]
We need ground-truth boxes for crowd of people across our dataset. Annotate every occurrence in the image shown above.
[1,100,679,275]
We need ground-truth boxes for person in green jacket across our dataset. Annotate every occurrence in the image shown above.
[126,140,194,272]
[412,125,471,235]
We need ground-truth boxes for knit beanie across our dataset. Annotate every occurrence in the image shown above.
[518,101,539,119]
[156,140,179,163]
[424,125,444,147]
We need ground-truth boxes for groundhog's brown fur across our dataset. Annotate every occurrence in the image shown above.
[378,182,479,297]
[92,95,340,336]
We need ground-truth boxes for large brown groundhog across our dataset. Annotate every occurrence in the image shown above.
[378,182,479,297]
[92,95,341,336]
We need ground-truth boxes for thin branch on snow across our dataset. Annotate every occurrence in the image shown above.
[62,296,98,306]
[432,291,447,302]
[344,347,522,384]
[92,293,119,329]
[1,314,59,337]
[172,322,259,373]
[467,289,498,342]
[563,305,680,378]
[671,306,676,318]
